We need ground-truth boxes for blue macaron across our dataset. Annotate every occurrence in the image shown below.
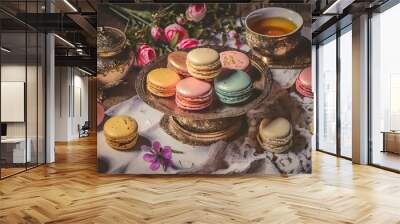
[214,70,253,105]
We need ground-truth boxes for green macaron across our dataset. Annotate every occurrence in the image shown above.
[214,70,253,104]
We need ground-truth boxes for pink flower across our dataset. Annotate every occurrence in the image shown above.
[137,44,156,67]
[150,26,164,41]
[176,15,186,25]
[164,23,188,44]
[186,4,207,22]
[228,30,238,39]
[177,38,199,49]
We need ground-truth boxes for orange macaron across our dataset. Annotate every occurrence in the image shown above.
[167,51,190,77]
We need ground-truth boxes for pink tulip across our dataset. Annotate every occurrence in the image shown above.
[186,4,207,22]
[177,38,199,49]
[137,44,156,67]
[164,23,188,44]
[150,26,164,41]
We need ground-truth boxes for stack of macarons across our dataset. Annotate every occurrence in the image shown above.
[186,48,222,81]
[257,117,293,153]
[145,47,254,110]
[295,67,313,98]
[214,70,253,105]
[176,77,213,110]
[220,50,250,71]
[167,51,189,76]
[103,115,139,150]
[147,68,181,97]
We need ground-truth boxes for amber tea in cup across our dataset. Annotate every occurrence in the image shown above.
[245,7,304,57]
[248,17,297,36]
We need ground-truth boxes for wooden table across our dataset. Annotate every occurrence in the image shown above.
[381,131,400,154]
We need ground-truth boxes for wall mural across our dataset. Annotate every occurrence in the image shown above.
[96,3,313,175]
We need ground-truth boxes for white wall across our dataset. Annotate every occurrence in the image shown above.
[1,63,46,164]
[54,67,89,141]
[1,64,39,137]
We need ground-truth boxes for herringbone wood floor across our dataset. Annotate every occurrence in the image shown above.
[1,135,400,224]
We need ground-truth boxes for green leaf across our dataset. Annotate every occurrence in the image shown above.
[222,33,227,46]
[170,33,179,48]
[193,28,204,39]
[172,149,184,154]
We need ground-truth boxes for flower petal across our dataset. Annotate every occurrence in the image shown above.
[150,161,161,171]
[162,147,172,159]
[143,153,156,162]
[152,141,161,152]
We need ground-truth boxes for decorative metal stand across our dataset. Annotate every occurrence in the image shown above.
[136,46,273,145]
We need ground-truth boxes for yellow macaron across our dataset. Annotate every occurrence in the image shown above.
[146,68,181,97]
[257,117,293,153]
[103,115,139,150]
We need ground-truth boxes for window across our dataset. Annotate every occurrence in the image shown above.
[370,2,400,171]
[317,35,337,154]
[339,27,352,158]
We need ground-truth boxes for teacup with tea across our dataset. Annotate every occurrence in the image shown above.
[245,7,303,57]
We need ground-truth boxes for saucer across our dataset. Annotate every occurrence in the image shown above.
[252,36,311,69]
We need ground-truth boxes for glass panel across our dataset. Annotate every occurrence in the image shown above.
[27,0,42,169]
[38,32,45,165]
[1,31,27,177]
[317,36,337,154]
[339,28,352,158]
[371,4,400,171]
[27,31,38,169]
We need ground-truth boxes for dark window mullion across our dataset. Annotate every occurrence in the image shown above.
[36,0,39,168]
[0,21,2,179]
[25,0,28,171]
[316,44,320,151]
[336,28,341,157]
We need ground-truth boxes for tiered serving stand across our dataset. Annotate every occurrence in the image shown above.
[136,46,273,145]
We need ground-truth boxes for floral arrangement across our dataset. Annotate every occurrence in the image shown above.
[108,3,243,67]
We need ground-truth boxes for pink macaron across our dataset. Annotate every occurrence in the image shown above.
[220,50,250,71]
[175,77,213,110]
[295,67,313,98]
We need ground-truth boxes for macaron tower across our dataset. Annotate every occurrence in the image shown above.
[103,115,139,150]
[186,48,222,81]
[167,51,189,76]
[257,117,293,153]
[220,50,250,71]
[295,67,313,98]
[176,77,213,110]
[146,68,181,97]
[214,70,253,105]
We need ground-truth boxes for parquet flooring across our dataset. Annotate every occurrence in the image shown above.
[1,135,400,224]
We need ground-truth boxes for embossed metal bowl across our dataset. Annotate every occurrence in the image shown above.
[97,26,127,58]
[97,26,134,89]
[136,46,273,120]
[245,7,303,58]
